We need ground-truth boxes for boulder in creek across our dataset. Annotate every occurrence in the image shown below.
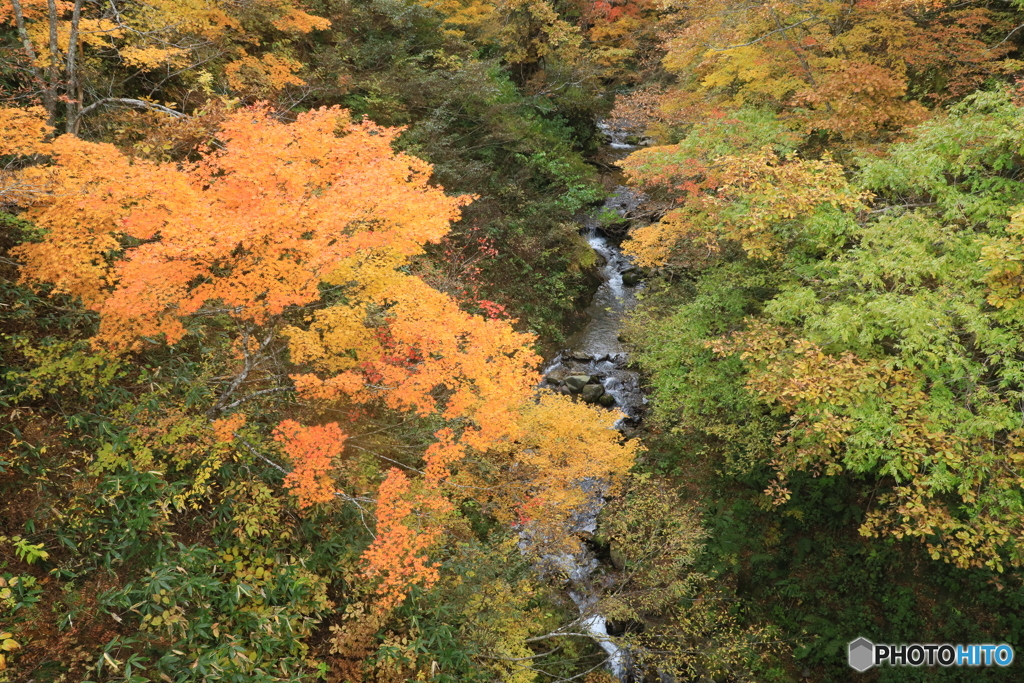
[564,375,591,392]
[609,543,626,570]
[622,271,641,287]
[581,384,605,403]
[601,219,632,237]
[545,368,569,383]
[598,393,616,407]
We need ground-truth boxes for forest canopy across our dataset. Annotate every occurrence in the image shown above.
[5,0,1024,681]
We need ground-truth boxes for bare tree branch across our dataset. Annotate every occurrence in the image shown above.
[476,646,562,662]
[207,325,276,417]
[74,97,187,133]
[236,435,288,475]
[219,386,294,411]
[45,0,60,107]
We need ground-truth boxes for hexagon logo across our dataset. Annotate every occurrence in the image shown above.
[848,637,875,672]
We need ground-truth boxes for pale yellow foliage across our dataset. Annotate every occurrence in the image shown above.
[271,6,331,32]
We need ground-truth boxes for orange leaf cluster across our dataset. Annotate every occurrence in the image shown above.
[273,420,347,508]
[361,469,446,611]
[288,278,542,470]
[211,413,247,444]
[270,5,332,33]
[6,104,467,350]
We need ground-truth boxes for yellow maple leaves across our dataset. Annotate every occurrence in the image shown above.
[225,53,307,97]
[981,206,1024,310]
[508,393,640,514]
[417,0,582,66]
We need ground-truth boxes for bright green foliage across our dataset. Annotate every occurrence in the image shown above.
[5,339,126,402]
[631,87,1024,572]
[619,86,1024,680]
[625,261,784,474]
[96,544,332,681]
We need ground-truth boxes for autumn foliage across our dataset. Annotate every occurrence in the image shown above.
[273,420,347,508]
[622,146,865,266]
[361,468,446,610]
[622,80,1024,577]
[2,103,637,614]
[8,105,465,349]
[9,0,1024,675]
[620,0,1018,141]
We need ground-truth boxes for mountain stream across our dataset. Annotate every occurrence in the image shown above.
[524,122,649,681]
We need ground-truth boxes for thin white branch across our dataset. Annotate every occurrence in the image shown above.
[74,98,187,131]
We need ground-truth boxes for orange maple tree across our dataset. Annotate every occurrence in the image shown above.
[2,103,638,609]
[8,104,465,349]
[361,468,448,610]
[273,420,347,508]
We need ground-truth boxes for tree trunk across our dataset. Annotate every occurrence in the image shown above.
[64,0,86,134]
[10,0,56,124]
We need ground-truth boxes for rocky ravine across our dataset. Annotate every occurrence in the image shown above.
[523,123,651,681]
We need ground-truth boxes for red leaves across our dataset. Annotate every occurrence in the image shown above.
[476,299,507,319]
